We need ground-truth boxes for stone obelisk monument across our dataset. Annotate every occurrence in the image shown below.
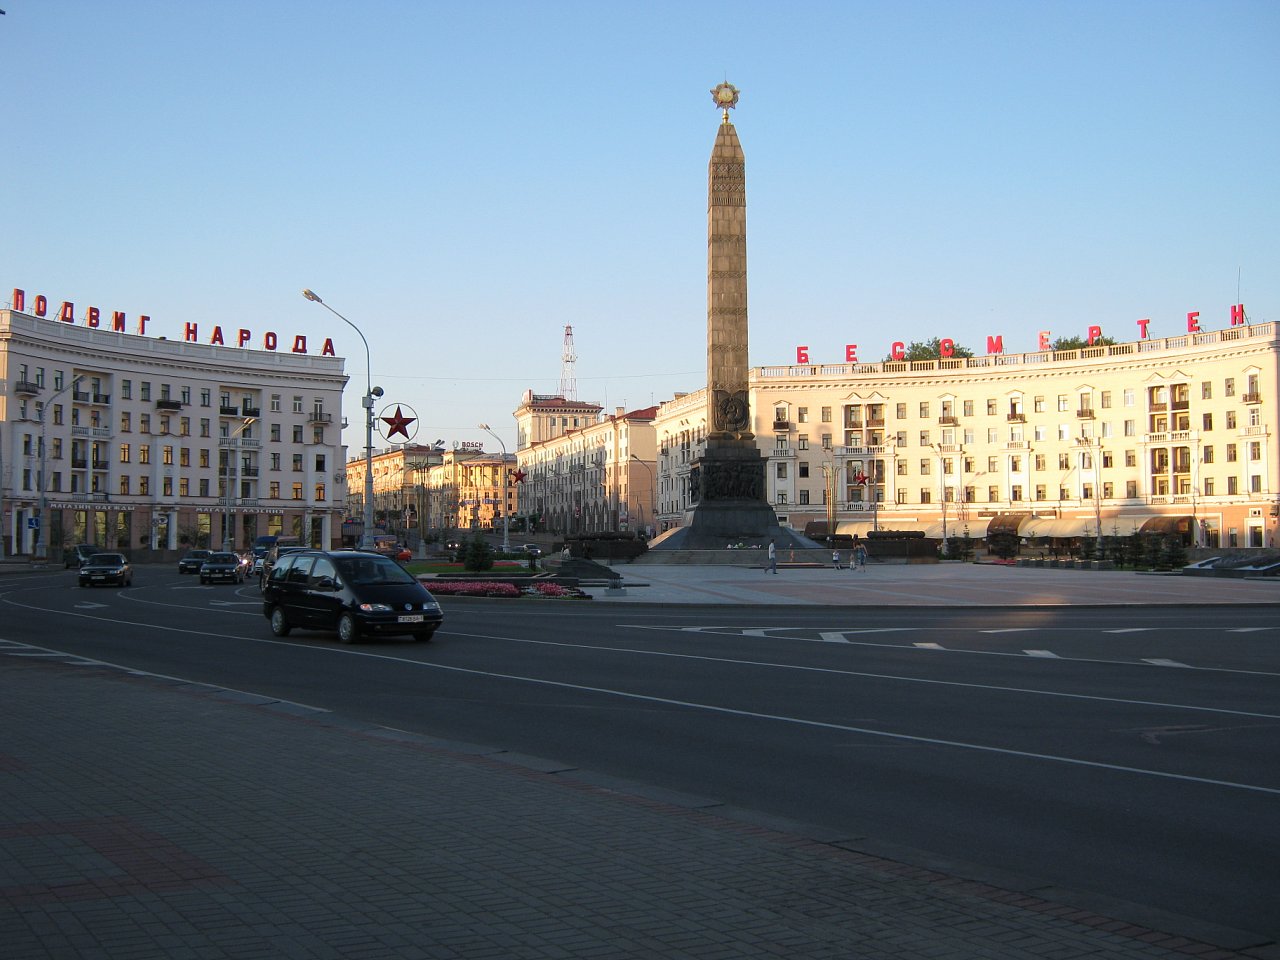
[652,83,815,551]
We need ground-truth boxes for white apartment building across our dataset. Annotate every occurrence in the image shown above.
[1,306,348,557]
[514,393,658,537]
[655,322,1280,549]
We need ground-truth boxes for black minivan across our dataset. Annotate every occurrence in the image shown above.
[262,549,443,643]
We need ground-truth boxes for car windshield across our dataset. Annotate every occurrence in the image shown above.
[87,554,125,566]
[209,553,238,563]
[334,555,415,586]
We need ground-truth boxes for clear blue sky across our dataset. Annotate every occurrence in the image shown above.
[4,1,1276,455]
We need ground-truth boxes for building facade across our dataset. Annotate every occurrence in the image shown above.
[1,307,348,557]
[514,394,658,537]
[655,323,1280,549]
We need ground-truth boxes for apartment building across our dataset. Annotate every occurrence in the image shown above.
[1,307,348,557]
[655,322,1280,549]
[514,393,658,537]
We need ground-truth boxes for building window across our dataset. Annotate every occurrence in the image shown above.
[962,399,974,417]
[1224,378,1235,397]
[315,483,326,501]
[119,443,130,463]
[139,445,150,465]
[919,459,931,475]
[797,407,808,423]
[776,463,787,479]
[985,398,996,416]
[292,483,303,500]
[895,403,907,419]
[179,478,189,497]
[1203,446,1214,463]
[271,423,282,442]
[270,481,281,499]
[1035,484,1046,500]
[918,402,930,419]
[776,491,787,504]
[799,489,810,504]
[292,425,303,443]
[292,396,304,413]
[820,406,832,423]
[139,476,149,495]
[798,436,808,451]
[1201,382,1212,400]
[1203,478,1213,496]
[1226,444,1237,462]
[292,454,303,472]
[1227,476,1238,495]
[821,434,832,449]
[271,453,281,471]
[163,446,174,466]
[1123,389,1135,407]
[200,449,210,468]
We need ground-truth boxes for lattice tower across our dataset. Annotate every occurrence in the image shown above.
[560,324,577,400]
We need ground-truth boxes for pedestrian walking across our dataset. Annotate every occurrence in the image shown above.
[854,542,868,571]
[767,539,778,574]
[832,548,842,570]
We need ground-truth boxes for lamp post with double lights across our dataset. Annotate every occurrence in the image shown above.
[35,374,85,563]
[477,423,511,554]
[222,417,257,550]
[302,289,381,550]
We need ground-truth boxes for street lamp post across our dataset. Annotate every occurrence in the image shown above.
[35,374,85,563]
[477,423,510,553]
[629,454,654,536]
[302,289,382,550]
[223,417,257,550]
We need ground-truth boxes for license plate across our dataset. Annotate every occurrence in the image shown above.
[397,614,424,623]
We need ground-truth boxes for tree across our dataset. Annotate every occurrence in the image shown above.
[462,536,494,572]
[1051,335,1117,351]
[886,338,975,361]
[987,530,1020,560]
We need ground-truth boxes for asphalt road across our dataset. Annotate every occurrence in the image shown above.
[2,564,1277,942]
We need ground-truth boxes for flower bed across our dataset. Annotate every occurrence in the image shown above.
[421,579,588,599]
[424,580,522,598]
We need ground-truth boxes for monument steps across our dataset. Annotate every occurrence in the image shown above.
[630,549,832,567]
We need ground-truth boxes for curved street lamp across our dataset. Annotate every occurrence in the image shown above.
[223,416,257,550]
[477,423,510,554]
[302,289,381,550]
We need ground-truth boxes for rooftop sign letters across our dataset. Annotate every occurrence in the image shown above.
[796,303,1248,364]
[10,287,337,357]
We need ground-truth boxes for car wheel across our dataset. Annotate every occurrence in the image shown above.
[337,613,361,644]
[269,607,292,637]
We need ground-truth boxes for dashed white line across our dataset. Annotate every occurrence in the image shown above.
[1143,658,1192,668]
[1024,650,1061,658]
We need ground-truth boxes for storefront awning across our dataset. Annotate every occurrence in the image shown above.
[1022,516,1096,539]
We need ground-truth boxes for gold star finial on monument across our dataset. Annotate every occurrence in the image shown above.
[711,81,739,123]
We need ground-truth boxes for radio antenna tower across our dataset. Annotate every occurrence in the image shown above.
[559,324,578,400]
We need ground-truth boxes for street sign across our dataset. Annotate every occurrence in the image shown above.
[27,518,39,529]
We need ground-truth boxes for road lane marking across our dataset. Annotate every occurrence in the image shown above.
[914,642,945,650]
[1024,650,1061,658]
[982,628,1034,634]
[1143,658,1191,668]
[1104,628,1153,634]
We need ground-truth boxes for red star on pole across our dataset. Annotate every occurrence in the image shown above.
[510,468,527,483]
[380,405,416,440]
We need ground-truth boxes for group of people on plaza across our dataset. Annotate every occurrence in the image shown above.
[764,538,868,574]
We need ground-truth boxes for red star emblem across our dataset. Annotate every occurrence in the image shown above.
[510,469,527,483]
[380,405,416,439]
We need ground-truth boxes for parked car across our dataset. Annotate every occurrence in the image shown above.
[262,549,443,643]
[64,544,101,569]
[178,549,213,574]
[200,551,245,584]
[78,553,133,587]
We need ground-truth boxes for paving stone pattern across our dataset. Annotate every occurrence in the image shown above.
[0,656,1266,960]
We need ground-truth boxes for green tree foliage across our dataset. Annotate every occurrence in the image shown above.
[887,338,975,361]
[1051,335,1118,351]
[987,530,1020,560]
[462,536,495,572]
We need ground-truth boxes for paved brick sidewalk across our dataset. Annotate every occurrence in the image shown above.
[0,654,1271,960]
